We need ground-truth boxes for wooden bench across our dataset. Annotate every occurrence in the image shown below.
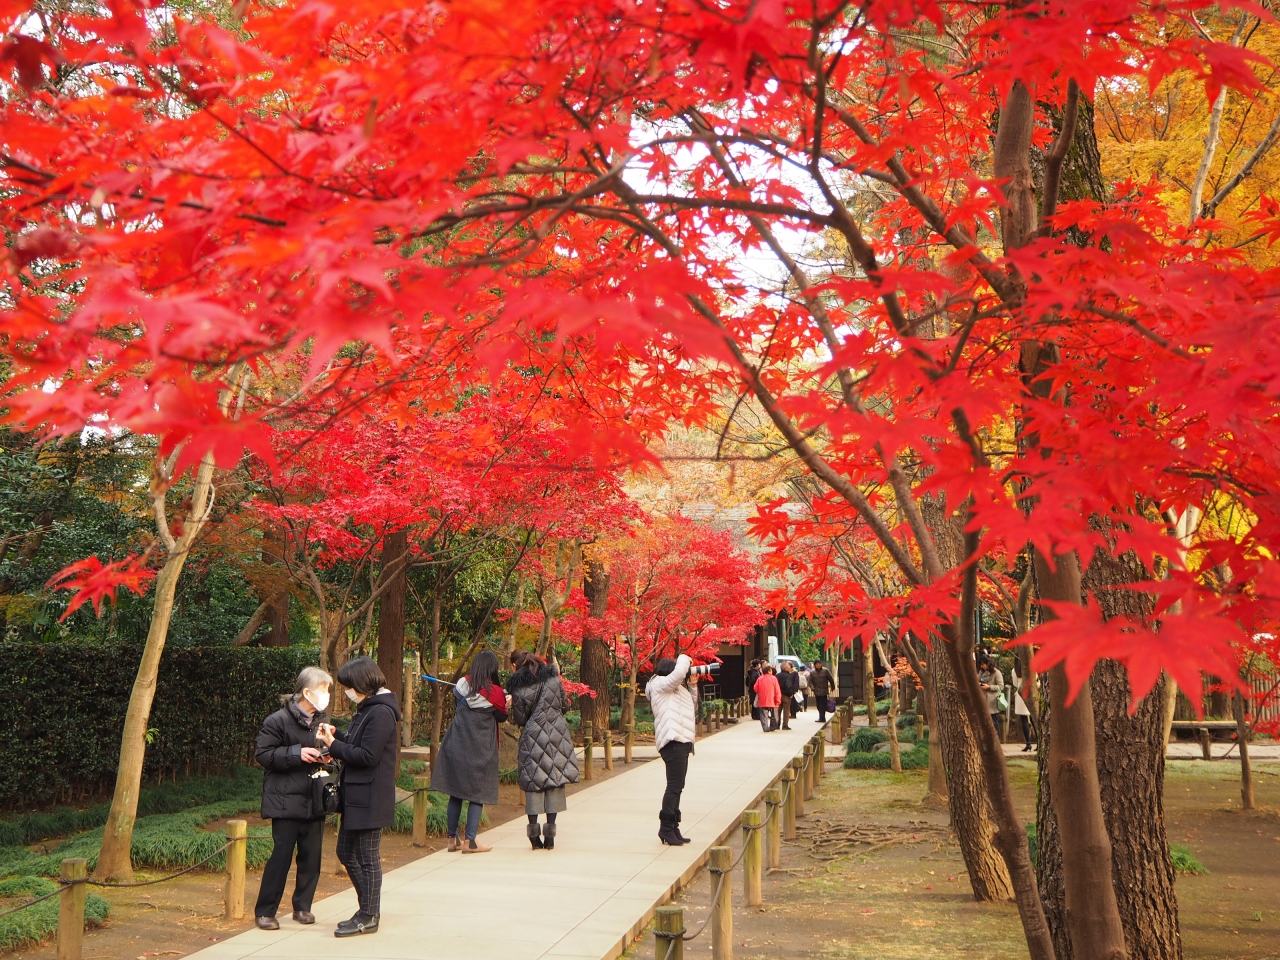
[1169,719,1241,760]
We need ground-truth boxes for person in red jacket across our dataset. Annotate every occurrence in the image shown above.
[753,665,782,733]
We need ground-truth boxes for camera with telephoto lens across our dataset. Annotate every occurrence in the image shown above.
[689,663,720,677]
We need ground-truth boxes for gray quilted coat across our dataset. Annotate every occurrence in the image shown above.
[507,663,580,793]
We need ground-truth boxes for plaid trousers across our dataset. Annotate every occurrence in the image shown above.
[336,827,383,917]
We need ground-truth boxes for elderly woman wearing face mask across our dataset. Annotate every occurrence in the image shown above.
[253,666,333,931]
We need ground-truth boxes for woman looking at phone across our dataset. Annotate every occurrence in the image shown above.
[314,657,401,938]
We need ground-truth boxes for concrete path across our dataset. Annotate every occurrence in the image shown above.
[196,718,828,960]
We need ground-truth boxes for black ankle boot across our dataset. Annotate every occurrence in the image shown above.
[673,809,690,844]
[542,822,556,850]
[658,813,682,845]
[527,822,544,849]
[334,913,378,937]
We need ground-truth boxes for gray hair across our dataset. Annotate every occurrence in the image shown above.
[294,666,333,698]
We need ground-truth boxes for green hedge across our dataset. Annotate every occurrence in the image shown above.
[843,742,931,769]
[0,876,109,951]
[0,643,318,809]
[0,766,265,847]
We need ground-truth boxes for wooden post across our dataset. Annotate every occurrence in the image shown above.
[583,720,594,781]
[604,724,614,771]
[815,735,825,781]
[764,788,781,868]
[625,721,635,764]
[655,905,685,960]
[782,768,797,839]
[1198,726,1212,761]
[57,858,86,960]
[224,819,247,920]
[803,745,815,800]
[742,810,762,907]
[710,846,733,960]
[402,664,416,747]
[412,775,430,846]
[791,757,805,817]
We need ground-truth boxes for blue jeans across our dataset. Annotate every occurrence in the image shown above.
[446,796,483,841]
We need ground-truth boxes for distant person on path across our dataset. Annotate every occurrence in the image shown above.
[745,659,763,721]
[431,649,509,854]
[647,654,697,846]
[253,666,333,931]
[796,665,809,712]
[507,649,579,850]
[314,657,401,938]
[808,660,835,723]
[1011,657,1035,752]
[754,664,782,732]
[977,653,1005,741]
[777,660,800,730]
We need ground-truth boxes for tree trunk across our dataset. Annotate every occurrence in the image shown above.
[1037,542,1182,960]
[429,591,443,769]
[580,559,612,733]
[864,644,878,728]
[932,635,1014,898]
[261,523,290,647]
[1233,691,1254,810]
[1034,549,1128,960]
[875,636,901,773]
[377,529,408,701]
[500,575,525,655]
[94,456,221,881]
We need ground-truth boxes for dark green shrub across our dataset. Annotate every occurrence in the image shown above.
[842,742,930,770]
[0,643,318,809]
[847,728,890,754]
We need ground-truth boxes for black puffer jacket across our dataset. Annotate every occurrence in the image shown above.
[809,666,835,699]
[507,664,579,793]
[329,691,401,831]
[778,668,801,699]
[256,700,327,821]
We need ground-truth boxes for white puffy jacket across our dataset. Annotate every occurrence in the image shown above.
[646,655,697,751]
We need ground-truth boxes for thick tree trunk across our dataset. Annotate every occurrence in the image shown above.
[1038,543,1181,960]
[377,530,408,701]
[580,559,612,733]
[1034,549,1128,960]
[94,454,221,881]
[864,644,878,728]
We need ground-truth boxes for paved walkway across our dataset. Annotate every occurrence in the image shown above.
[196,718,827,960]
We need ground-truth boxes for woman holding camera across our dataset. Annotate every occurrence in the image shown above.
[253,666,333,930]
[314,657,401,939]
[646,654,700,846]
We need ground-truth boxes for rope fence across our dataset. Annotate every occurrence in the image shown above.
[651,704,847,960]
[0,822,250,960]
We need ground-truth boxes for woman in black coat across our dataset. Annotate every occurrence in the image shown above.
[253,666,333,930]
[315,657,401,939]
[507,650,578,850]
[430,650,508,853]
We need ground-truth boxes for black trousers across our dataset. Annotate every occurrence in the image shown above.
[255,817,323,918]
[336,826,383,918]
[817,698,828,723]
[659,740,693,820]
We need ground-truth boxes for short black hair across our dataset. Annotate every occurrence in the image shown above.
[337,656,386,696]
[654,658,676,677]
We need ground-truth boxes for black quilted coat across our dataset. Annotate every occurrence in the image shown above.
[507,663,580,793]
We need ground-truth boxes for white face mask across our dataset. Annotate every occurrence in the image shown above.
[304,689,330,712]
[345,688,361,703]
